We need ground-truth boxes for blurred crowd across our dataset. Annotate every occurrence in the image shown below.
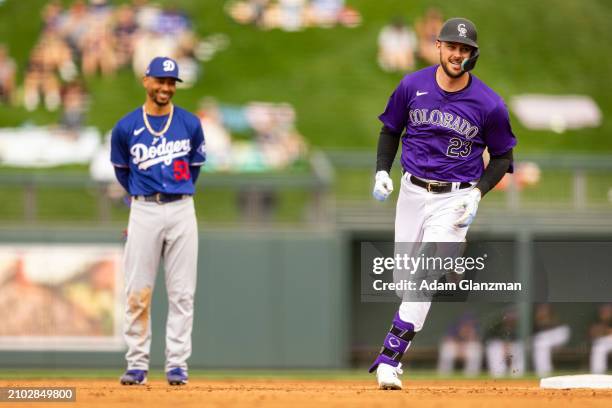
[198,98,307,221]
[197,98,307,172]
[377,8,443,73]
[38,0,201,85]
[1,0,217,120]
[437,303,612,377]
[226,0,361,31]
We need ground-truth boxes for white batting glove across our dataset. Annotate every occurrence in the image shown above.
[373,171,394,202]
[454,188,482,228]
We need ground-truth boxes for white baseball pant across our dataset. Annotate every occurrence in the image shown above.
[486,340,525,377]
[590,334,612,374]
[532,325,570,376]
[394,172,474,331]
[438,339,483,376]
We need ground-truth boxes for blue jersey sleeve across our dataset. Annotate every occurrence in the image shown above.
[110,123,130,167]
[190,120,206,166]
[114,166,130,192]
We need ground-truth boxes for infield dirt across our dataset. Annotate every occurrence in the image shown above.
[2,379,612,407]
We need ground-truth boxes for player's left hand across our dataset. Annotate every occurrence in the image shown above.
[454,188,482,228]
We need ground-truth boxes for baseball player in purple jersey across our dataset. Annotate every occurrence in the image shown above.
[369,18,517,389]
[111,57,206,386]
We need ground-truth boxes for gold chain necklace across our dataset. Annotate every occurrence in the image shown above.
[142,104,174,137]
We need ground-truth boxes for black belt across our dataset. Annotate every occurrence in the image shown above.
[409,175,472,194]
[133,193,190,204]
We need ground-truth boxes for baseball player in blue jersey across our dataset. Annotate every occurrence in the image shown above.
[369,18,517,389]
[111,56,206,386]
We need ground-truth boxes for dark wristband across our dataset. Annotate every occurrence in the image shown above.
[376,126,401,173]
[475,149,513,196]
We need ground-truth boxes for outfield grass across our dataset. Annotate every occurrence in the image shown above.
[0,185,318,224]
[0,169,610,224]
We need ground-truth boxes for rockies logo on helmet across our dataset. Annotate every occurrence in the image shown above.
[457,23,467,37]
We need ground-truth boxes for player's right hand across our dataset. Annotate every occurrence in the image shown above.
[373,171,394,201]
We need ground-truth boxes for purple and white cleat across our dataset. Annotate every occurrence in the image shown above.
[376,362,403,390]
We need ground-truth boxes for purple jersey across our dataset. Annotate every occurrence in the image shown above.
[110,105,206,195]
[379,65,517,182]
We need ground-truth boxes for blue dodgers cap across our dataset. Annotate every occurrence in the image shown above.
[145,56,183,82]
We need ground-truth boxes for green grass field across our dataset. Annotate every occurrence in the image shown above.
[0,169,610,224]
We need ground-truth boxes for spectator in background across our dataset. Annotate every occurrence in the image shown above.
[377,17,417,73]
[437,312,483,377]
[174,32,200,88]
[23,45,61,111]
[590,303,612,374]
[227,0,261,25]
[415,7,443,65]
[260,1,282,30]
[132,30,174,78]
[22,28,77,111]
[89,0,112,15]
[130,4,198,78]
[279,0,306,32]
[532,304,570,377]
[251,0,269,26]
[228,0,358,30]
[196,98,306,172]
[250,102,305,168]
[41,0,63,34]
[485,309,525,377]
[58,0,91,59]
[156,5,191,35]
[0,44,16,105]
[113,4,139,68]
[39,30,78,82]
[197,98,233,170]
[60,79,89,131]
[80,18,117,77]
[309,0,344,27]
[88,0,114,31]
[132,0,162,32]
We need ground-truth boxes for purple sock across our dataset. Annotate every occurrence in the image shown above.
[368,312,415,373]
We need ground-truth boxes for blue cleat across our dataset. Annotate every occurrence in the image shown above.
[120,369,147,385]
[166,367,188,385]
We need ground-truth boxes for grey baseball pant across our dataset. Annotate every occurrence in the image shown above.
[122,196,198,372]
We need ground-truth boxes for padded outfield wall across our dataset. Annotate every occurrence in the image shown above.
[0,228,348,369]
[0,225,610,369]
